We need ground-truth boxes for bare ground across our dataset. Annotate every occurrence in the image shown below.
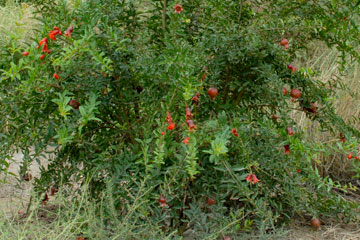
[0,150,48,216]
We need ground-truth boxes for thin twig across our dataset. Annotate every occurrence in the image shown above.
[237,0,243,22]
[162,0,167,32]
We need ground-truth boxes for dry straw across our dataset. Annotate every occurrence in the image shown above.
[0,0,41,48]
[294,41,360,179]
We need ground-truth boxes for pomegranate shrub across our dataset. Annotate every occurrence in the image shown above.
[1,0,360,237]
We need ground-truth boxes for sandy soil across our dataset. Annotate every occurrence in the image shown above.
[0,150,48,215]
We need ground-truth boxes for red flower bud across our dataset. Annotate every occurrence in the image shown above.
[286,126,295,136]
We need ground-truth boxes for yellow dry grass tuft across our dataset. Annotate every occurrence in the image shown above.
[294,41,360,179]
[0,0,40,48]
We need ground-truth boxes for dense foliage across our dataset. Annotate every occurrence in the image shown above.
[1,0,360,238]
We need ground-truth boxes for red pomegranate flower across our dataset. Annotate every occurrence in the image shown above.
[186,119,197,131]
[347,152,353,159]
[49,32,57,41]
[161,132,165,135]
[166,112,173,123]
[49,26,62,41]
[282,87,287,96]
[340,133,346,143]
[185,106,193,120]
[53,73,59,79]
[158,196,168,207]
[246,173,259,184]
[287,64,297,73]
[23,51,29,56]
[201,73,207,82]
[64,26,74,37]
[40,54,45,60]
[38,37,47,47]
[42,43,50,53]
[192,93,200,104]
[167,123,175,131]
[284,145,290,154]
[182,137,190,145]
[286,126,295,136]
[232,128,239,137]
[37,38,50,53]
[174,4,183,13]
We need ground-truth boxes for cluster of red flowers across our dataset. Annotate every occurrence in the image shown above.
[166,112,175,130]
[49,26,62,41]
[347,152,360,161]
[163,106,197,143]
[232,128,239,137]
[37,37,50,53]
[185,107,197,131]
[23,26,74,79]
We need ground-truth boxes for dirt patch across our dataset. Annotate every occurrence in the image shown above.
[0,150,48,216]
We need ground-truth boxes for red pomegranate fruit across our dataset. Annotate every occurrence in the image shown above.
[280,38,289,46]
[207,87,218,100]
[206,197,216,206]
[290,88,302,99]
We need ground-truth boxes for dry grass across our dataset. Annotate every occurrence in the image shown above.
[0,0,40,48]
[292,42,360,179]
[282,220,360,240]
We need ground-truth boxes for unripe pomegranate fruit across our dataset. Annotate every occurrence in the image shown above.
[208,87,218,100]
[290,88,301,99]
